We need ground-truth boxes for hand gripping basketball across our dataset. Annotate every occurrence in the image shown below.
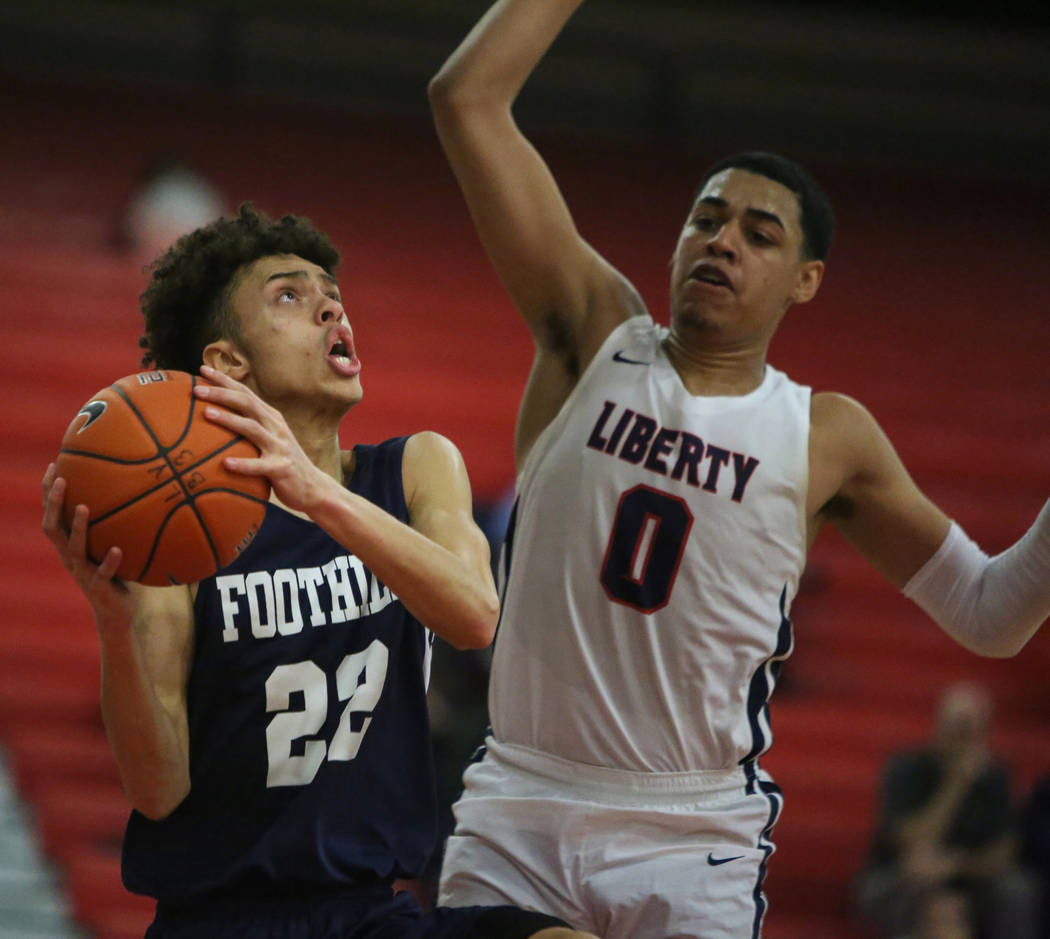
[54,370,271,586]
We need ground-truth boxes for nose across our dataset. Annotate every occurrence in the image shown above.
[705,222,738,261]
[316,295,346,326]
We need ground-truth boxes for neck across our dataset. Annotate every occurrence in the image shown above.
[661,329,768,396]
[280,405,347,484]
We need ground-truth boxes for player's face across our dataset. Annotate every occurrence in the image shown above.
[668,169,823,345]
[227,254,363,414]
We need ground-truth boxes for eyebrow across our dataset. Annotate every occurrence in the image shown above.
[264,269,339,287]
[698,196,786,231]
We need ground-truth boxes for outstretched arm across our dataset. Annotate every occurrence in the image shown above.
[428,0,647,467]
[810,392,1050,657]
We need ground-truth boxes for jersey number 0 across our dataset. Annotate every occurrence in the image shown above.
[600,484,693,613]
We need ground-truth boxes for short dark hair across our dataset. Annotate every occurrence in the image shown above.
[694,151,835,261]
[139,202,341,371]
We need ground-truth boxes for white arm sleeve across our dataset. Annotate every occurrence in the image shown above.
[902,500,1050,657]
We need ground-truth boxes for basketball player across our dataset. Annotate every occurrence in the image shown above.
[427,2,1050,937]
[41,205,596,939]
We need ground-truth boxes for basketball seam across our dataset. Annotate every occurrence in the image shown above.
[81,436,257,527]
[108,378,231,582]
[135,488,264,586]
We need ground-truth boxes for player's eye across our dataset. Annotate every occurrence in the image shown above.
[277,289,297,302]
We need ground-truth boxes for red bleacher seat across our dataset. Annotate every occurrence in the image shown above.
[64,846,155,939]
[31,779,130,868]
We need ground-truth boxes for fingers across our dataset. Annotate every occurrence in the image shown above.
[194,377,251,412]
[42,466,91,558]
[195,367,278,427]
[66,503,91,558]
[41,469,71,548]
[93,545,124,583]
[196,365,265,409]
[42,465,130,603]
[200,402,260,440]
[41,461,57,499]
[42,466,63,522]
[195,367,292,461]
[198,364,241,389]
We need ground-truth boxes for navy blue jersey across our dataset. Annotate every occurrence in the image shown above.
[123,437,439,903]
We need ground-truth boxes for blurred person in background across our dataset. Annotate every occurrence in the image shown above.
[1020,774,1050,937]
[910,887,977,939]
[857,682,1038,939]
[113,153,227,265]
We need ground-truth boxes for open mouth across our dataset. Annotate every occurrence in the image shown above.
[327,327,361,376]
[689,263,733,290]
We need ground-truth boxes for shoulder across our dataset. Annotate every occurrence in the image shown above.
[551,265,650,369]
[810,391,891,469]
[347,433,464,485]
[809,390,910,512]
[811,390,876,431]
[580,313,659,375]
[401,432,472,510]
[403,431,464,467]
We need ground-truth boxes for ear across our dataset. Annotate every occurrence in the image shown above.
[201,338,250,381]
[791,259,824,305]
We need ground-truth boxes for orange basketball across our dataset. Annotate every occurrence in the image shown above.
[55,370,270,586]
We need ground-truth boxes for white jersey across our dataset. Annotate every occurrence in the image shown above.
[488,316,810,773]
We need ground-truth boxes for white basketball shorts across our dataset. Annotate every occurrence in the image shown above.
[438,737,783,939]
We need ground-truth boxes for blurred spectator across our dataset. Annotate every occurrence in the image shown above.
[1020,775,1050,937]
[856,681,1038,939]
[114,152,226,263]
[911,887,977,939]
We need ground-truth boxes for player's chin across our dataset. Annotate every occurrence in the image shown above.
[324,378,363,411]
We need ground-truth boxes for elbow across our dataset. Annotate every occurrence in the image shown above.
[427,68,454,107]
[134,801,176,823]
[449,597,500,652]
[427,70,464,119]
[975,638,1028,660]
[427,69,499,124]
[954,630,1028,660]
[127,778,190,822]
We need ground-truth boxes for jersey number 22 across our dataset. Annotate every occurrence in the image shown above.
[264,639,389,787]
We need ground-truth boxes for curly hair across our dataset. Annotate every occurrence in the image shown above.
[139,203,341,371]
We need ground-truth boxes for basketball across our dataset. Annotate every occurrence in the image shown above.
[55,370,270,586]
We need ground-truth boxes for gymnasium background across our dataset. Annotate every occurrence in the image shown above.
[1,1,1048,936]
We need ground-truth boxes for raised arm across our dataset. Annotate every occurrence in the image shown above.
[42,464,195,820]
[428,0,647,465]
[810,392,1050,657]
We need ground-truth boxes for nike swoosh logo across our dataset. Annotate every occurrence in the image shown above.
[612,350,649,366]
[75,400,107,433]
[707,853,745,866]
